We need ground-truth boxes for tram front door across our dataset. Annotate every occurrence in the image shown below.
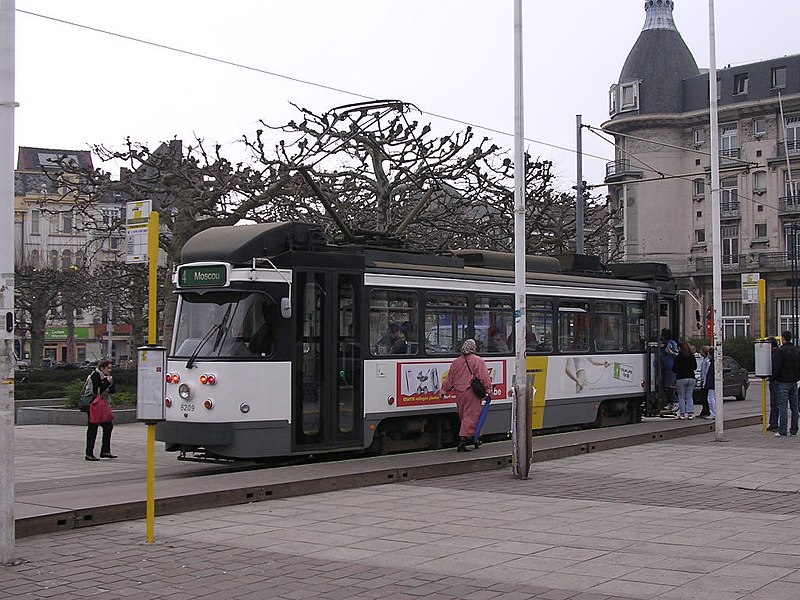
[293,271,363,451]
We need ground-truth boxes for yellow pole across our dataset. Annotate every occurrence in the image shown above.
[759,279,767,435]
[146,211,159,543]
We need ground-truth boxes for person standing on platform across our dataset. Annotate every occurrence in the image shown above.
[703,347,717,420]
[697,346,711,417]
[85,359,117,461]
[767,336,780,432]
[659,329,679,412]
[771,330,800,438]
[440,338,492,452]
[672,341,697,419]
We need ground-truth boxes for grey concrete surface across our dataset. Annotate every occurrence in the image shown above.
[4,425,800,599]
[4,386,800,599]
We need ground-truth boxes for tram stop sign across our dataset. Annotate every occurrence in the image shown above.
[137,346,166,422]
[741,273,760,305]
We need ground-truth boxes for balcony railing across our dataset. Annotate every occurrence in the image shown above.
[777,140,800,158]
[605,159,630,178]
[694,254,746,273]
[720,201,740,219]
[758,252,797,271]
[778,196,800,214]
[720,148,741,165]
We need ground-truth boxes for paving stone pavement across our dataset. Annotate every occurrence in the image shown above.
[3,424,800,599]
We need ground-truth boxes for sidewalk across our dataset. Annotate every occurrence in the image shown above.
[4,424,800,599]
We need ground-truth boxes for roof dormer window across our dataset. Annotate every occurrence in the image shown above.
[609,84,618,116]
[733,73,748,95]
[618,81,640,113]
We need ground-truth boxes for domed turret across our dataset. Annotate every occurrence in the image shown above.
[613,0,699,117]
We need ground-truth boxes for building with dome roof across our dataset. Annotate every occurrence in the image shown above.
[603,0,800,339]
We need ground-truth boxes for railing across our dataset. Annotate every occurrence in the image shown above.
[720,148,741,165]
[758,252,795,271]
[605,159,630,178]
[694,254,747,273]
[778,196,800,214]
[720,201,740,219]
[777,140,800,158]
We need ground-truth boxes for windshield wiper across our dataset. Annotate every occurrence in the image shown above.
[185,323,221,369]
[211,305,233,352]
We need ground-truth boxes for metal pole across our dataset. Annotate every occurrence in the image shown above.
[0,0,16,566]
[107,302,113,360]
[792,224,798,339]
[575,115,584,255]
[708,0,724,440]
[512,0,530,479]
[146,212,159,543]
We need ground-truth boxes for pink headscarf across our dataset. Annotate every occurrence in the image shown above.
[461,338,477,355]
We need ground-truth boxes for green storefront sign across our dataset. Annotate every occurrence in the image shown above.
[177,264,229,288]
[45,327,91,341]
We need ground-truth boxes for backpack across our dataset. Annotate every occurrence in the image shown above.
[77,373,94,413]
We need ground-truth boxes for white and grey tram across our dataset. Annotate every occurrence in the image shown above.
[156,222,675,460]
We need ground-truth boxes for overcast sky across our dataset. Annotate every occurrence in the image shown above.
[12,0,800,194]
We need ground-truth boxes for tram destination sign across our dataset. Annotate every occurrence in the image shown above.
[177,264,229,288]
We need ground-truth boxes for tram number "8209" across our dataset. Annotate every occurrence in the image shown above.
[180,404,195,412]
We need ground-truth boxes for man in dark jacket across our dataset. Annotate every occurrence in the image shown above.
[772,330,800,437]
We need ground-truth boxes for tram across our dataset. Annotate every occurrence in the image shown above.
[156,222,676,460]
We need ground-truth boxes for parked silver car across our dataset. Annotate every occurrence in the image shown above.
[694,354,749,401]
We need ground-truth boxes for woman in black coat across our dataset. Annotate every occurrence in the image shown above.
[672,341,697,420]
[85,359,117,461]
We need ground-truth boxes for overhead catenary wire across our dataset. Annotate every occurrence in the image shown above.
[15,8,612,171]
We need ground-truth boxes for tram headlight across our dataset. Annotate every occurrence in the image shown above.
[203,399,214,410]
[178,383,192,400]
[240,403,250,414]
[165,397,172,408]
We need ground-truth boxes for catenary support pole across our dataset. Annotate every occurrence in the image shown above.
[512,0,530,479]
[708,0,724,440]
[575,115,584,255]
[0,0,16,566]
[146,211,159,543]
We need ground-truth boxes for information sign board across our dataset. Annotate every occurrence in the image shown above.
[125,200,152,264]
[137,346,166,422]
[741,272,760,305]
[177,263,229,288]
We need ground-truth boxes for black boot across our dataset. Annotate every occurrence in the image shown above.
[473,436,481,449]
[457,437,471,452]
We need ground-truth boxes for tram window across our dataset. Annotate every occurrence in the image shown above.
[558,301,590,353]
[172,292,277,358]
[626,303,646,352]
[475,295,514,354]
[369,290,418,356]
[525,298,553,352]
[594,302,624,352]
[424,293,467,355]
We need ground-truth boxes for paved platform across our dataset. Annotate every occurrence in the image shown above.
[5,421,800,599]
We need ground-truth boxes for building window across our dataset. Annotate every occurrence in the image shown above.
[110,236,120,251]
[696,211,702,218]
[716,78,721,100]
[785,224,800,258]
[608,84,617,116]
[619,81,639,111]
[29,249,39,268]
[61,214,72,233]
[61,250,72,270]
[785,171,800,202]
[49,250,58,269]
[721,177,739,214]
[694,229,706,244]
[779,299,799,334]
[30,209,40,235]
[785,115,800,155]
[693,178,705,199]
[49,216,58,234]
[733,73,749,95]
[753,117,767,137]
[722,300,749,340]
[754,222,768,238]
[753,171,767,194]
[722,225,739,265]
[693,129,705,145]
[721,124,739,159]
[772,66,787,89]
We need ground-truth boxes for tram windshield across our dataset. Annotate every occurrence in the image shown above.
[173,291,277,358]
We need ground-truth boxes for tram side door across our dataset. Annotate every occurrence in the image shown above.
[293,271,363,451]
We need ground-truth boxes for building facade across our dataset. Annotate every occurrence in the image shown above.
[13,147,131,365]
[603,0,800,340]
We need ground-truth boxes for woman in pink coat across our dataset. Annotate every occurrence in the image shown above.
[440,339,493,452]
